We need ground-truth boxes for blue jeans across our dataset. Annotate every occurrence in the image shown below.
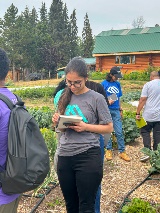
[106,109,125,153]
[95,134,104,213]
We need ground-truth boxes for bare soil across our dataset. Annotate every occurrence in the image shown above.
[17,137,160,213]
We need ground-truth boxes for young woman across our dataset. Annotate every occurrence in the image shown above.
[52,57,113,213]
[53,79,111,213]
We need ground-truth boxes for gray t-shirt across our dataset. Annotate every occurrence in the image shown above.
[141,79,160,121]
[58,90,112,156]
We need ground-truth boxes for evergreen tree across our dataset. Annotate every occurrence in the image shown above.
[48,0,64,68]
[35,2,53,73]
[82,13,94,58]
[61,3,71,64]
[17,6,38,70]
[0,3,19,81]
[70,9,79,59]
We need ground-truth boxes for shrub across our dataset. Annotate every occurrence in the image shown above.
[123,71,150,81]
[12,86,55,99]
[28,106,53,128]
[123,66,160,81]
[88,71,106,80]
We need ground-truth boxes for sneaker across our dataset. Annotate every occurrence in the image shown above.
[105,150,112,160]
[140,155,150,162]
[119,151,130,161]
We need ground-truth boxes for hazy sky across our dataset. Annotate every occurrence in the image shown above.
[0,0,160,36]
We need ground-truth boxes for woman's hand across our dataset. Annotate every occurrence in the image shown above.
[52,113,60,127]
[68,121,87,132]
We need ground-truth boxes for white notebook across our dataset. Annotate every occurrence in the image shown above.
[57,115,82,129]
[108,93,118,101]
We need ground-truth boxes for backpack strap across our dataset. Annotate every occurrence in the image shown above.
[14,94,23,102]
[0,93,15,110]
[0,93,24,109]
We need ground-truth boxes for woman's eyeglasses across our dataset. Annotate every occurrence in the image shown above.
[66,79,82,88]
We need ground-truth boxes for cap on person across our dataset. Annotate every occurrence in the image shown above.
[110,66,122,78]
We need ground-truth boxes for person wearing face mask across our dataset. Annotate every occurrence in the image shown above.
[101,66,130,162]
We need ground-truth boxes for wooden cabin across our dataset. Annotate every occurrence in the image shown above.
[93,27,160,74]
[84,58,96,71]
[7,69,21,82]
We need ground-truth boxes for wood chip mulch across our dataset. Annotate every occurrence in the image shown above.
[17,137,160,213]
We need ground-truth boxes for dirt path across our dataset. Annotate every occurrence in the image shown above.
[17,137,160,213]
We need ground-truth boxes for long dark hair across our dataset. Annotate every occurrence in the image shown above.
[58,57,88,114]
[53,79,66,98]
[106,73,112,82]
[86,80,109,105]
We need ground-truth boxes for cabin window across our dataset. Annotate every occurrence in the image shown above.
[115,55,135,64]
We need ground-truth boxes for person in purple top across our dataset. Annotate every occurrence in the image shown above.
[0,48,21,213]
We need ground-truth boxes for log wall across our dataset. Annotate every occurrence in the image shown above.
[96,53,160,74]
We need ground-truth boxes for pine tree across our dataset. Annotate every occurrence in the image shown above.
[60,3,71,65]
[48,0,67,68]
[70,9,79,59]
[82,13,94,58]
[1,3,19,81]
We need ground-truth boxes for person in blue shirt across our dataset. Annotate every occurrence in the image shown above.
[101,66,130,162]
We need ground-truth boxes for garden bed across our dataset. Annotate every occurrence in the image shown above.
[17,137,160,213]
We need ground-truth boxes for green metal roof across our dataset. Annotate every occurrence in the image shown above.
[93,27,160,54]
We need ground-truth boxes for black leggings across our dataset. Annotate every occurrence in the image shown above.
[57,147,103,213]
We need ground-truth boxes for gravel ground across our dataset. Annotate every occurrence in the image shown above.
[17,137,160,213]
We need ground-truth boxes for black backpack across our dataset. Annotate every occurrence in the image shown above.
[0,93,50,194]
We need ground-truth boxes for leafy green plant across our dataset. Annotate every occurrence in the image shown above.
[123,110,136,118]
[123,66,160,81]
[40,128,57,161]
[121,91,141,103]
[28,106,53,128]
[122,110,140,143]
[122,198,156,213]
[122,117,140,143]
[88,71,106,80]
[141,143,160,174]
[47,198,65,207]
[5,77,15,87]
[110,111,140,145]
[123,71,150,81]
